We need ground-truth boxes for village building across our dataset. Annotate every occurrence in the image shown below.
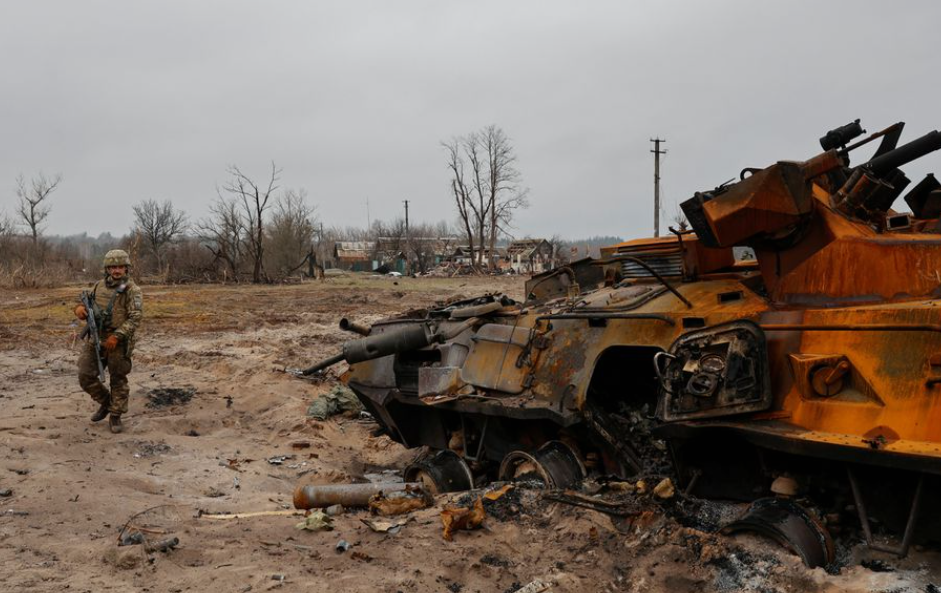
[333,241,377,272]
[333,237,459,273]
[449,245,507,268]
[505,238,554,274]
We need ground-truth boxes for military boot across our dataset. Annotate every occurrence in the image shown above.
[91,403,110,422]
[109,415,124,434]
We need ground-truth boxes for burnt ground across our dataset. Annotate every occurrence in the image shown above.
[1,274,940,592]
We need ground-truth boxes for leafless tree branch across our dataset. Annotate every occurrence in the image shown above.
[16,171,62,244]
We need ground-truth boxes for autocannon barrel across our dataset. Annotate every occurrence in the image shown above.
[866,130,941,176]
[339,317,371,336]
[301,322,438,375]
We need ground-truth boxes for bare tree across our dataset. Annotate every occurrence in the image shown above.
[197,196,246,281]
[222,163,281,283]
[16,172,62,244]
[266,188,317,278]
[546,234,571,267]
[408,222,447,274]
[0,211,13,237]
[671,204,689,232]
[444,139,479,269]
[443,126,528,271]
[480,126,528,268]
[132,199,188,274]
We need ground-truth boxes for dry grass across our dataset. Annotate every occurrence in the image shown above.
[0,274,522,348]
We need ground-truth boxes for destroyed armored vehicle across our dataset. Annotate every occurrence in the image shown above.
[306,120,941,563]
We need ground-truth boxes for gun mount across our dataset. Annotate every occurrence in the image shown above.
[322,120,941,564]
[681,122,941,304]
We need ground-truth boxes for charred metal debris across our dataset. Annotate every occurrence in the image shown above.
[300,119,941,567]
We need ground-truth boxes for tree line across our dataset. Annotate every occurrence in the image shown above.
[2,124,610,287]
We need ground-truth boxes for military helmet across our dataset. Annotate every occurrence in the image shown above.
[103,249,131,268]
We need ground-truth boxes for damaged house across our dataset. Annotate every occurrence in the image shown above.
[506,238,554,274]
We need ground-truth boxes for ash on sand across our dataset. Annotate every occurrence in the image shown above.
[146,387,196,408]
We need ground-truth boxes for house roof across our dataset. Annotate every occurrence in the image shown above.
[506,238,549,258]
[334,241,375,260]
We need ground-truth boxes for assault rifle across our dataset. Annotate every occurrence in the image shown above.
[80,291,107,383]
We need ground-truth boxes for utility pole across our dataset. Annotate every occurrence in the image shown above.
[403,199,410,275]
[366,197,371,231]
[650,138,666,237]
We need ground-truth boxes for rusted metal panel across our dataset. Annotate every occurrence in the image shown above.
[459,324,534,394]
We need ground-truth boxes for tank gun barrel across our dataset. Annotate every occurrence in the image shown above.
[301,322,439,375]
[301,352,346,375]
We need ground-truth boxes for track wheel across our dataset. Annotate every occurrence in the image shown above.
[497,441,586,489]
[404,449,474,494]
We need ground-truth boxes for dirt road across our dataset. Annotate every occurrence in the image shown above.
[1,275,938,592]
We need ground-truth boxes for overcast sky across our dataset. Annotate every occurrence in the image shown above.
[1,1,938,241]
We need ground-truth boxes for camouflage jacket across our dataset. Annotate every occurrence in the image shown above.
[89,276,143,356]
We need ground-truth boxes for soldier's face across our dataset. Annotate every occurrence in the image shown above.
[107,265,127,279]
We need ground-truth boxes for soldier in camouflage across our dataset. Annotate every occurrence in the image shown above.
[74,249,143,434]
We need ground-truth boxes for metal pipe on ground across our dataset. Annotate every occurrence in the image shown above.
[293,482,424,510]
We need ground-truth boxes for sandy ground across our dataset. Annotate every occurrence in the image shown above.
[1,274,940,593]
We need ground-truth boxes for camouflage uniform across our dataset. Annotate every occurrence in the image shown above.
[77,255,143,417]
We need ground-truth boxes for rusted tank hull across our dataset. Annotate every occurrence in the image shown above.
[318,120,941,554]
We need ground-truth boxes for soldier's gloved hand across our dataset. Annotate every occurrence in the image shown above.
[74,305,88,320]
[102,335,120,352]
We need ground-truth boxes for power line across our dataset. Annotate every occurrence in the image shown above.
[650,138,667,238]
[403,199,411,275]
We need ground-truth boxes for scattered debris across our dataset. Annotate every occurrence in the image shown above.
[146,387,196,408]
[476,484,524,521]
[0,488,12,497]
[441,497,486,541]
[324,504,344,517]
[119,531,145,546]
[653,477,675,500]
[484,483,514,502]
[361,517,409,534]
[368,488,430,517]
[335,539,352,553]
[295,510,333,532]
[132,441,172,458]
[222,458,254,471]
[542,490,640,518]
[606,481,634,493]
[200,510,304,520]
[144,537,180,553]
[3,509,29,516]
[290,441,311,450]
[721,497,834,569]
[306,385,364,420]
[293,482,423,510]
[770,475,800,497]
[479,553,510,568]
[267,455,296,465]
[514,580,550,593]
[861,558,896,572]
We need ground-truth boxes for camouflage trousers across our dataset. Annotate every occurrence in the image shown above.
[77,342,133,415]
